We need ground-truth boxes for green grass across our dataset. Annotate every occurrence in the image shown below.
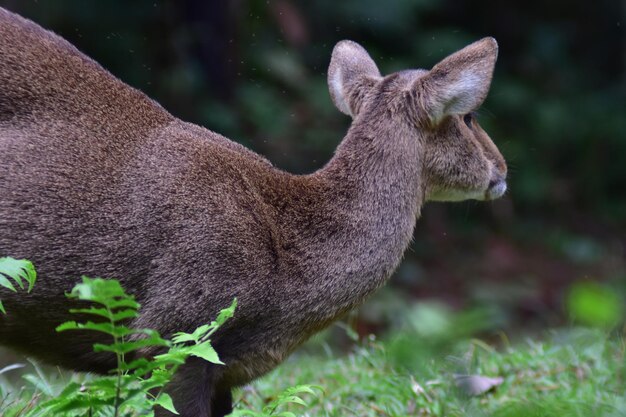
[234,328,626,417]
[1,327,624,416]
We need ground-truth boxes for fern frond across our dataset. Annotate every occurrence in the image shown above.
[0,257,37,314]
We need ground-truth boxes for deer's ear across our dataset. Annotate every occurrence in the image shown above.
[418,37,498,125]
[328,40,381,117]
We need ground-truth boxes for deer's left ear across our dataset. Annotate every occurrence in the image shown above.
[328,40,381,117]
[417,37,498,125]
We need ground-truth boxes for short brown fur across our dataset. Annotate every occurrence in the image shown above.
[0,8,506,417]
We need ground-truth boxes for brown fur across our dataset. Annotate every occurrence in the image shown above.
[0,8,506,417]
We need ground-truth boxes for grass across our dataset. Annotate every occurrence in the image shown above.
[1,327,624,416]
[234,328,626,417]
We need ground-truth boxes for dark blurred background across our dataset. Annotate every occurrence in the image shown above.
[1,0,624,337]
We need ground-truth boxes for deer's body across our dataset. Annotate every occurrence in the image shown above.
[0,7,506,417]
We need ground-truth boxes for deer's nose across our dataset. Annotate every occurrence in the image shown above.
[488,178,501,189]
[486,176,507,200]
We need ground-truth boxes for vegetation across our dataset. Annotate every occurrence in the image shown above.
[0,258,36,314]
[238,328,625,417]
[0,259,237,416]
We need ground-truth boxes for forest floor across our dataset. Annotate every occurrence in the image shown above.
[234,327,625,417]
[1,326,624,417]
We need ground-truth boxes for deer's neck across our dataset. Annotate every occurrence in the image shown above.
[289,115,423,321]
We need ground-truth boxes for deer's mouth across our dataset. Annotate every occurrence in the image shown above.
[427,174,508,202]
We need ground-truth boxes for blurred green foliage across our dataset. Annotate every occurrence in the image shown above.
[567,281,623,328]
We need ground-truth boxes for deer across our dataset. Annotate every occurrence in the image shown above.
[0,6,507,417]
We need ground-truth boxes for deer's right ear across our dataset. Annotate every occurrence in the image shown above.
[328,40,381,117]
[417,37,498,125]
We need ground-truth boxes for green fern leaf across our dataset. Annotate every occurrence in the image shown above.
[0,257,37,314]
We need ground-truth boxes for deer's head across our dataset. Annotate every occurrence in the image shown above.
[328,37,507,202]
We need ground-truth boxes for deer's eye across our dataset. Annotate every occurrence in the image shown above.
[463,113,474,128]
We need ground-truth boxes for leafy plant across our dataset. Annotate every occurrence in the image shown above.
[0,257,37,314]
[26,276,235,417]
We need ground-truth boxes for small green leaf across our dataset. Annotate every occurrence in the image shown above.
[280,395,307,406]
[153,348,189,366]
[107,298,141,309]
[0,257,37,314]
[154,393,178,414]
[215,298,237,326]
[55,321,79,332]
[0,273,17,292]
[188,343,223,364]
[68,307,139,321]
[67,306,111,319]
[0,257,36,292]
[66,277,140,309]
[173,323,215,344]
[171,332,198,344]
[284,385,320,396]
